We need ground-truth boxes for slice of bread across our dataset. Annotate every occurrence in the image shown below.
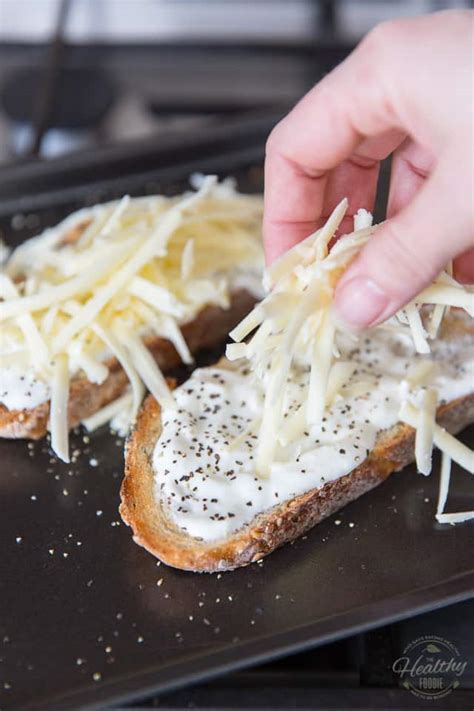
[120,388,473,574]
[0,289,257,440]
[120,314,474,573]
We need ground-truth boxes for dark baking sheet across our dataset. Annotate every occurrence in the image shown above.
[0,130,473,710]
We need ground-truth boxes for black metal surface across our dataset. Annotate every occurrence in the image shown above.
[0,115,278,210]
[0,135,473,711]
[122,599,474,708]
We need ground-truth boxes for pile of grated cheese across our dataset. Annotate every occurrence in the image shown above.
[227,198,473,524]
[0,175,263,461]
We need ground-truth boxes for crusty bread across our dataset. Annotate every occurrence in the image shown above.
[0,289,257,440]
[120,314,474,573]
[120,389,473,573]
[0,290,255,439]
[1,212,260,440]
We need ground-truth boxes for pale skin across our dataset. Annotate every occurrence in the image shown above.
[263,10,474,328]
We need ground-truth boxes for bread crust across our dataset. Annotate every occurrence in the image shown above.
[120,347,474,573]
[0,290,257,440]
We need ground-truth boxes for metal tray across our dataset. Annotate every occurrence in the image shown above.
[1,128,473,710]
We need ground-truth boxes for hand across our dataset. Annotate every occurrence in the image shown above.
[263,10,474,328]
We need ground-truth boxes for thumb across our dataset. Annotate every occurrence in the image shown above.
[334,166,473,328]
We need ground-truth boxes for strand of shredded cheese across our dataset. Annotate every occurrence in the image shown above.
[49,354,70,463]
[82,390,133,433]
[414,388,438,476]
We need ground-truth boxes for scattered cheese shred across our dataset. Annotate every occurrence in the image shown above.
[436,511,474,525]
[399,401,474,474]
[50,354,70,463]
[399,399,473,525]
[82,391,133,433]
[414,388,438,475]
[436,452,452,517]
[1,177,263,458]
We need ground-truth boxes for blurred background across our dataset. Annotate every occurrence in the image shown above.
[0,0,470,165]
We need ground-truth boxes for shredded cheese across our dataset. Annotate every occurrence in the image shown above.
[399,401,474,474]
[436,452,452,517]
[1,177,263,460]
[399,399,473,524]
[436,511,474,525]
[227,197,473,523]
[82,391,133,433]
[414,388,438,475]
[49,354,70,463]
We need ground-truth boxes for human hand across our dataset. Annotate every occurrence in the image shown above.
[263,10,474,328]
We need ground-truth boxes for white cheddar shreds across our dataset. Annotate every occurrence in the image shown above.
[161,316,193,365]
[399,401,474,473]
[436,511,474,525]
[404,304,430,354]
[414,388,438,475]
[307,313,335,425]
[128,277,186,318]
[428,304,446,339]
[353,208,373,231]
[228,198,473,523]
[433,427,474,474]
[120,328,175,411]
[415,284,474,314]
[100,194,130,236]
[405,360,438,388]
[52,208,184,352]
[82,391,133,433]
[0,177,263,458]
[0,274,50,369]
[50,354,70,463]
[325,361,357,407]
[225,342,248,361]
[436,452,452,517]
[181,239,194,280]
[0,241,139,319]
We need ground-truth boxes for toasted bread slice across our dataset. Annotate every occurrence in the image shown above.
[0,289,256,440]
[120,376,474,573]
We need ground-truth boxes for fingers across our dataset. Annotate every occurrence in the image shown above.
[454,249,474,284]
[263,22,410,263]
[263,147,327,264]
[387,138,436,217]
[263,128,403,263]
[334,159,474,327]
[322,138,388,238]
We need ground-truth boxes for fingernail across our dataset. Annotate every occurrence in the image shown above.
[335,276,389,329]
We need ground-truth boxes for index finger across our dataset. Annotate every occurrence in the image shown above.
[263,26,406,263]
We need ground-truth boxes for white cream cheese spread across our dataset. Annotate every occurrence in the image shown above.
[0,367,50,410]
[152,327,474,542]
